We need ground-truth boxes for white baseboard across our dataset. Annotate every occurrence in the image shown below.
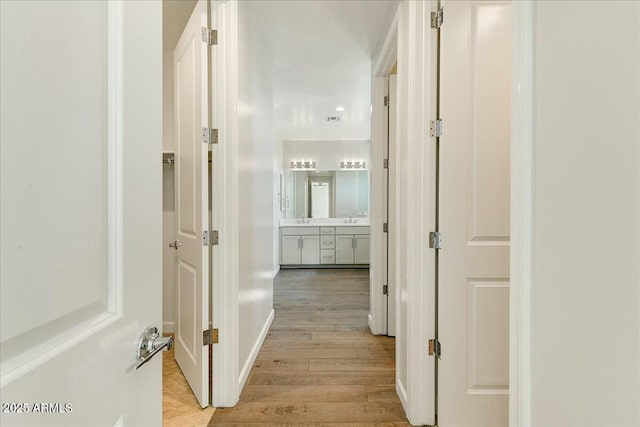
[272,265,280,278]
[397,377,408,416]
[162,321,175,334]
[238,309,274,391]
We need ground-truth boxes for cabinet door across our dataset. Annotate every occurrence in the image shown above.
[336,235,355,264]
[281,236,301,264]
[355,235,370,264]
[301,236,319,264]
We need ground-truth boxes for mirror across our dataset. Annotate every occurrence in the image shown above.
[285,170,369,219]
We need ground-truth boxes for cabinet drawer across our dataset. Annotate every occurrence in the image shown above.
[281,227,320,236]
[320,236,335,249]
[335,226,370,235]
[320,249,335,264]
[320,227,335,235]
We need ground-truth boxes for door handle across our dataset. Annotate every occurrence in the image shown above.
[169,240,182,250]
[128,326,173,372]
[352,237,356,249]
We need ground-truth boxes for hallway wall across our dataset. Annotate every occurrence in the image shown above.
[237,0,275,386]
[531,2,639,425]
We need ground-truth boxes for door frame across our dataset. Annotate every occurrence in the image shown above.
[509,1,534,425]
[211,0,240,407]
[370,4,397,337]
[210,0,535,420]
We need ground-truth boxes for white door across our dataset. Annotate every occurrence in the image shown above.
[355,236,370,264]
[300,236,320,264]
[0,1,162,426]
[173,0,211,408]
[439,1,511,425]
[281,236,301,264]
[387,73,397,336]
[336,236,355,264]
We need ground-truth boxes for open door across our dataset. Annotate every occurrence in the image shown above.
[1,1,163,426]
[172,0,211,408]
[438,0,511,425]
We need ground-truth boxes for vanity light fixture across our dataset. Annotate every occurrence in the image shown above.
[340,160,367,170]
[336,106,345,112]
[290,159,316,170]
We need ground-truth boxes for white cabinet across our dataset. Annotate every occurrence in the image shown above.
[280,228,320,265]
[355,235,370,264]
[300,236,319,264]
[336,235,355,264]
[280,225,369,266]
[281,236,301,264]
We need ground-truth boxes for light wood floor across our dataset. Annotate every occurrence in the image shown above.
[209,268,409,426]
[163,334,215,427]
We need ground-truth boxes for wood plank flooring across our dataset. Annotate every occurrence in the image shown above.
[209,268,409,426]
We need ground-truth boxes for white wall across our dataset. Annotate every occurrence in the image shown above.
[283,139,370,171]
[530,2,639,425]
[237,0,275,386]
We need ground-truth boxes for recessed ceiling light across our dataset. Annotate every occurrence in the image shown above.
[336,106,345,112]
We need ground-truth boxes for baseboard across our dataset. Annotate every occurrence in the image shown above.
[272,265,280,278]
[396,377,408,416]
[238,309,274,391]
[368,313,375,334]
[162,321,175,334]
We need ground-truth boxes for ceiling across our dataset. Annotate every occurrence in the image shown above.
[247,0,398,141]
[163,0,197,51]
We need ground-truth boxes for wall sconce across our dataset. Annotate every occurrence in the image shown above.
[340,160,366,170]
[290,160,316,169]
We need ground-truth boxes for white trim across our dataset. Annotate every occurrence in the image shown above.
[272,265,280,279]
[211,0,240,407]
[396,376,409,415]
[369,4,399,337]
[0,0,125,388]
[282,138,371,143]
[162,321,175,334]
[238,309,274,391]
[510,1,534,426]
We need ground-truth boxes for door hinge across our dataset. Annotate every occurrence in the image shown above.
[202,27,218,45]
[202,127,218,145]
[429,231,442,249]
[383,285,389,295]
[203,230,219,246]
[431,8,444,29]
[384,95,389,107]
[430,119,443,138]
[428,338,441,358]
[383,158,389,169]
[203,328,219,345]
[383,223,388,233]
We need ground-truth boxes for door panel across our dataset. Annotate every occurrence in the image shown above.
[335,236,355,264]
[281,236,301,264]
[0,1,162,425]
[301,236,320,264]
[355,236,370,264]
[439,1,511,425]
[173,0,210,408]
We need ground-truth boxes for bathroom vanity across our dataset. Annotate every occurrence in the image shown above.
[280,220,370,267]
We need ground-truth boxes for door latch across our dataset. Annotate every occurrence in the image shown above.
[169,240,182,250]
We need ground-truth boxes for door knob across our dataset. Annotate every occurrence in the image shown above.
[128,326,173,372]
[169,240,182,250]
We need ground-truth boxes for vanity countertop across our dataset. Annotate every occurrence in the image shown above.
[280,220,370,227]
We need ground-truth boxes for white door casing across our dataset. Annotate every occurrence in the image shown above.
[0,1,162,426]
[439,1,511,425]
[387,73,397,337]
[173,0,210,408]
